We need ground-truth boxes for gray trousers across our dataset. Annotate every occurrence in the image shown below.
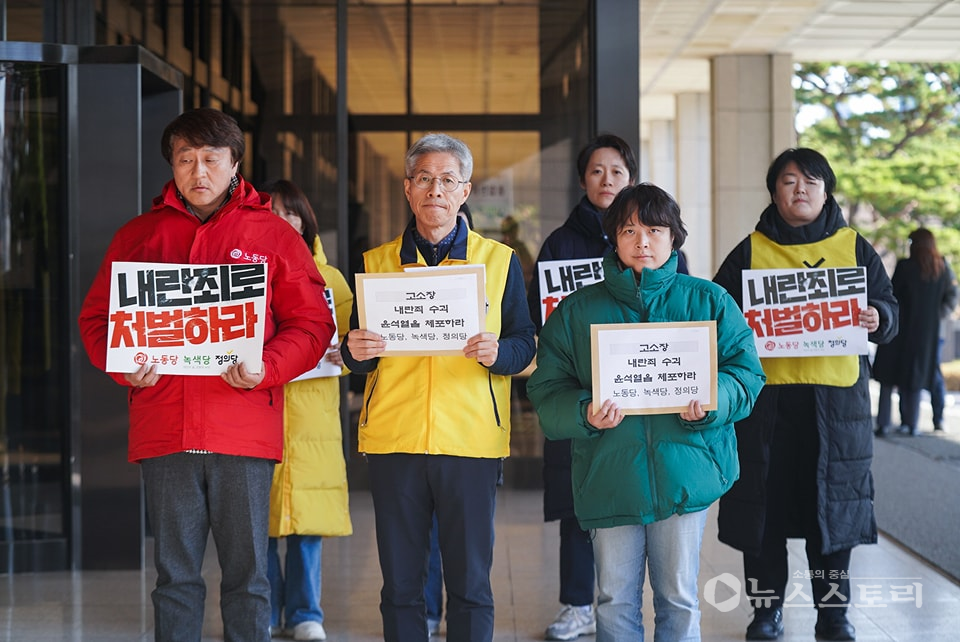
[141,452,275,642]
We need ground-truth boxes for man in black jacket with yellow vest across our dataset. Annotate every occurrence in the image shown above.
[342,133,535,642]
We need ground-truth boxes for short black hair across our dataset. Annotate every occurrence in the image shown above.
[766,148,836,200]
[602,183,687,250]
[161,108,245,166]
[576,133,638,184]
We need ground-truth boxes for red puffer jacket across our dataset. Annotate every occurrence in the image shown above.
[78,176,335,463]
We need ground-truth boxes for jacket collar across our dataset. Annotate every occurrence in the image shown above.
[154,174,270,222]
[755,196,845,245]
[568,196,610,245]
[602,249,679,306]
[399,216,470,265]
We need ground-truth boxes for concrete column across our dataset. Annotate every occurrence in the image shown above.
[638,137,649,183]
[711,54,796,273]
[647,119,676,198]
[675,92,711,278]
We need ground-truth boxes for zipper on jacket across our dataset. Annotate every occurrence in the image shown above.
[645,421,659,514]
[488,371,503,429]
[359,370,379,427]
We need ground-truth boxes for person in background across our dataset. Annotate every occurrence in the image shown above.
[872,227,958,436]
[501,214,535,285]
[78,108,334,642]
[930,268,958,431]
[261,179,354,641]
[341,133,536,642]
[527,183,765,641]
[527,134,638,641]
[713,148,898,641]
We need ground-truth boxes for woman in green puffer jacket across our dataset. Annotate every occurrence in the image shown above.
[527,183,765,642]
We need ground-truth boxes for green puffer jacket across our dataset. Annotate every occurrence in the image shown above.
[527,251,766,529]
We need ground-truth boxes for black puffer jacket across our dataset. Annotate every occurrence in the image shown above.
[712,199,898,555]
[528,196,611,521]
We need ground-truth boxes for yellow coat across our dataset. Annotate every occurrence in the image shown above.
[268,236,353,538]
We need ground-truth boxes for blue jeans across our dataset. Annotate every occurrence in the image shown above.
[592,510,708,642]
[268,535,324,629]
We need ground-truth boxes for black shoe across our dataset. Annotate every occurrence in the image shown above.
[815,612,856,640]
[934,422,944,432]
[746,607,783,640]
[874,424,888,437]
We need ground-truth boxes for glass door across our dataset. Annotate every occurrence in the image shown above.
[0,61,69,572]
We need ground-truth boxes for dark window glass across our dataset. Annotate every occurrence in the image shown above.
[0,63,67,572]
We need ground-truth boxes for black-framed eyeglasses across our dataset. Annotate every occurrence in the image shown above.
[406,172,467,193]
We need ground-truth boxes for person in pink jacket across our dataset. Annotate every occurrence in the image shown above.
[77,108,335,642]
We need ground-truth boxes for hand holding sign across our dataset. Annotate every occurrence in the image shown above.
[124,364,160,388]
[221,361,265,389]
[345,329,388,361]
[587,398,625,430]
[860,306,880,332]
[464,332,499,367]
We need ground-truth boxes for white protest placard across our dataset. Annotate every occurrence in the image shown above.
[355,266,485,356]
[292,287,342,381]
[590,321,717,415]
[537,257,604,323]
[105,261,267,375]
[741,267,868,357]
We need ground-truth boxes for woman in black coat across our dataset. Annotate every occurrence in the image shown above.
[872,227,958,435]
[713,148,898,642]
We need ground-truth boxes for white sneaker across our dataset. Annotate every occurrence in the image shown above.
[427,617,441,637]
[545,604,596,641]
[292,621,327,641]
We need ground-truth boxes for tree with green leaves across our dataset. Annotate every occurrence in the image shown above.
[794,61,960,267]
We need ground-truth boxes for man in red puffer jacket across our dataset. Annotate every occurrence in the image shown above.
[78,108,334,642]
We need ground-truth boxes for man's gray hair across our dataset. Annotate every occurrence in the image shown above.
[405,133,473,182]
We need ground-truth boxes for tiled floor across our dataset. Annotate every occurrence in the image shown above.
[1,486,959,641]
[3,382,959,641]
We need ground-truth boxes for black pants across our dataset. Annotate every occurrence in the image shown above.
[367,453,500,642]
[558,516,595,606]
[743,387,852,612]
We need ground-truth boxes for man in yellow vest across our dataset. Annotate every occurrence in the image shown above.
[341,133,536,642]
[713,148,898,642]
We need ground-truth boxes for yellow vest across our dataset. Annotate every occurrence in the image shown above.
[750,228,860,386]
[358,230,514,458]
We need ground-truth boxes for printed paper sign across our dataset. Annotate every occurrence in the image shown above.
[591,321,717,415]
[537,257,604,323]
[292,287,342,381]
[741,267,868,357]
[105,261,267,375]
[355,266,485,356]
